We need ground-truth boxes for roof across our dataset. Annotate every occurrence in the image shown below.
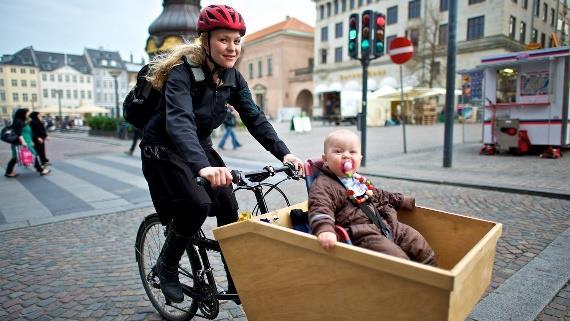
[84,48,125,70]
[1,47,91,74]
[245,17,314,44]
[0,46,36,66]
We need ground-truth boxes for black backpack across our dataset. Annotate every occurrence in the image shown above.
[123,57,206,130]
[1,125,20,145]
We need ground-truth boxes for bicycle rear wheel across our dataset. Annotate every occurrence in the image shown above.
[135,213,200,321]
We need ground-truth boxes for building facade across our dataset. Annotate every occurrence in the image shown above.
[0,47,40,117]
[238,17,315,119]
[312,0,570,118]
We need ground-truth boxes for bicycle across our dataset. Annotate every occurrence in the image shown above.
[134,163,302,321]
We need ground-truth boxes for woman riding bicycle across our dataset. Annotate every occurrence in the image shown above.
[140,4,303,304]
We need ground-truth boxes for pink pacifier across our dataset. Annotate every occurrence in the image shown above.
[342,159,354,177]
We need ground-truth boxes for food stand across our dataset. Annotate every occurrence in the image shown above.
[475,46,570,155]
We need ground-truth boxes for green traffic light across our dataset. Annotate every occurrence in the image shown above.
[361,39,370,49]
[349,30,357,40]
[375,42,384,51]
[349,42,356,51]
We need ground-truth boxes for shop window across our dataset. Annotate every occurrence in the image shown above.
[519,21,527,43]
[496,68,517,103]
[520,70,549,96]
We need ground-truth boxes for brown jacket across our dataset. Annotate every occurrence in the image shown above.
[308,163,436,265]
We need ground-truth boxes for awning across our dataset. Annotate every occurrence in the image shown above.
[372,86,461,100]
[73,104,110,114]
[314,83,329,94]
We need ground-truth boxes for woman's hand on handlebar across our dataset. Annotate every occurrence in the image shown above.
[282,154,304,176]
[198,166,233,188]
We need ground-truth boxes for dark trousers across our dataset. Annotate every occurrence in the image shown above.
[129,130,142,153]
[141,144,238,237]
[33,141,49,164]
[5,157,44,175]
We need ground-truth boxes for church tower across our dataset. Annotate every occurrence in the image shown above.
[145,0,201,57]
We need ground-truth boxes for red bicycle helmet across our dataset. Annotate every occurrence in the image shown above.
[197,5,246,36]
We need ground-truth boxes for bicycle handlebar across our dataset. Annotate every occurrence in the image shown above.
[195,163,299,187]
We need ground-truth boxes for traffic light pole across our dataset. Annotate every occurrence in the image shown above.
[360,56,369,167]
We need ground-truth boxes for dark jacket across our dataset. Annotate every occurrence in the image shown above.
[29,112,47,142]
[143,62,290,174]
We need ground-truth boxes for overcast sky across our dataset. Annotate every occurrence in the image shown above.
[0,0,316,63]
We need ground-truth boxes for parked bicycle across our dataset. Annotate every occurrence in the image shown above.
[135,163,301,320]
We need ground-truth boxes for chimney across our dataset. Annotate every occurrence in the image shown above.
[130,53,133,63]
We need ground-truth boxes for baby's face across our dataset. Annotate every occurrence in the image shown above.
[322,134,362,177]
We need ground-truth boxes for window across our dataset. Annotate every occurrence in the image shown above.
[439,24,448,45]
[65,74,70,82]
[88,91,92,99]
[335,22,343,38]
[321,26,329,41]
[542,3,547,21]
[522,0,528,9]
[350,0,355,9]
[51,89,57,98]
[469,0,485,4]
[13,93,19,102]
[31,93,37,102]
[512,0,517,3]
[11,80,17,87]
[551,8,555,26]
[66,89,71,99]
[42,74,47,81]
[267,57,272,76]
[80,76,84,83]
[0,92,5,101]
[81,90,85,99]
[386,35,396,53]
[20,68,26,74]
[408,0,421,19]
[520,21,527,43]
[73,75,77,82]
[58,74,62,82]
[540,32,546,48]
[0,79,3,87]
[21,80,27,87]
[387,6,398,25]
[509,16,517,39]
[407,28,420,47]
[30,69,35,74]
[10,68,16,73]
[440,0,448,11]
[531,28,538,42]
[30,80,36,87]
[73,90,78,99]
[87,77,90,83]
[319,5,324,20]
[50,74,54,81]
[358,0,363,6]
[534,0,540,17]
[43,89,48,98]
[327,2,331,17]
[22,93,28,102]
[334,47,343,62]
[258,61,262,78]
[334,0,339,14]
[467,16,485,40]
[321,49,328,64]
[0,67,2,72]
[342,0,346,12]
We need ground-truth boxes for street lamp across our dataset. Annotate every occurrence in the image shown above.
[57,89,63,131]
[108,69,122,137]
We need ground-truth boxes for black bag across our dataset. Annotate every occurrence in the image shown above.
[123,57,206,130]
[1,125,20,145]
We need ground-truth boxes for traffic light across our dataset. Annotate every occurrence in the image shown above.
[348,13,359,59]
[360,10,374,59]
[373,12,386,58]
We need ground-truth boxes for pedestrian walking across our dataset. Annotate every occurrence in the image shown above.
[126,126,142,156]
[29,111,50,165]
[140,4,304,304]
[218,105,241,150]
[4,108,51,177]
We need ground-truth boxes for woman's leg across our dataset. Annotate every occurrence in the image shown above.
[34,142,49,164]
[4,158,17,176]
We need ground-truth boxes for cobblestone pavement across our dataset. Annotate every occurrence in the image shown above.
[0,175,568,320]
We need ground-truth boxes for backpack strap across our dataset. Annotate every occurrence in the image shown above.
[316,166,393,241]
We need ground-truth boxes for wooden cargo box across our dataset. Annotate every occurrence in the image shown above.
[213,202,502,321]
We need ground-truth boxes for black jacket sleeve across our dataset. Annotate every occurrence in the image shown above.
[228,70,291,161]
[164,63,211,174]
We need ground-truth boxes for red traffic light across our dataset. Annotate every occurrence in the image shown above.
[349,17,357,28]
[362,14,370,25]
[376,15,385,27]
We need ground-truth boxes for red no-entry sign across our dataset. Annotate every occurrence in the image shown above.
[389,37,414,64]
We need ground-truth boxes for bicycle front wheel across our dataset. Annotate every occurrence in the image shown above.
[135,213,199,321]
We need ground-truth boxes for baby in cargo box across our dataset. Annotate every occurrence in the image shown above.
[308,129,437,266]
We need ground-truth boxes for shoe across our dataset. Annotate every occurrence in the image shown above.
[4,173,19,178]
[39,168,51,176]
[157,261,184,303]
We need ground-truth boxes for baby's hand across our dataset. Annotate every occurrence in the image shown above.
[317,232,337,249]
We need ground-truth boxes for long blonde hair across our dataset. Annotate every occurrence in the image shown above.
[146,33,208,90]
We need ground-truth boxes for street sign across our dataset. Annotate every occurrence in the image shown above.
[389,37,414,65]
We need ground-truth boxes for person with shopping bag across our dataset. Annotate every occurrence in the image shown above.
[4,108,51,177]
